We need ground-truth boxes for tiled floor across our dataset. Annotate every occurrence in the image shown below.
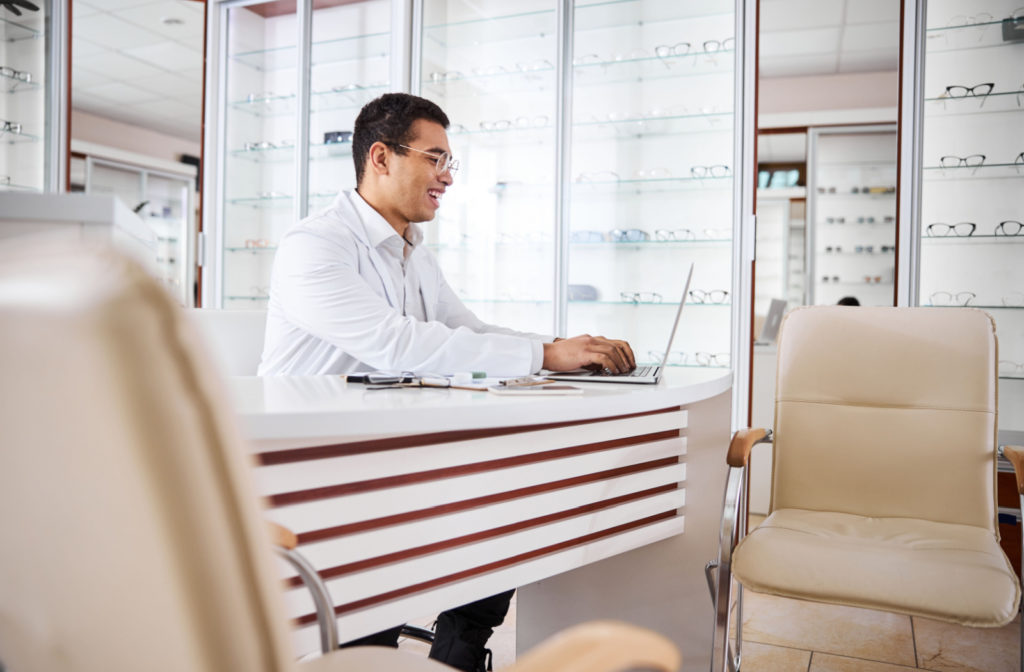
[402,588,1020,671]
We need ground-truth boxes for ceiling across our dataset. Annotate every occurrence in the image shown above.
[69,0,900,143]
[759,0,900,78]
[72,0,205,142]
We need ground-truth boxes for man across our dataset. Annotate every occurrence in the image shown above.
[259,93,635,671]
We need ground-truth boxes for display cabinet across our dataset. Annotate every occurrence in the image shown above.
[418,0,754,376]
[205,0,391,308]
[807,125,897,307]
[0,0,67,194]
[900,0,1023,442]
[82,153,197,306]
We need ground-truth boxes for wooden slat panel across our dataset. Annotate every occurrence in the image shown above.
[287,515,687,651]
[255,410,688,495]
[257,407,687,464]
[284,463,686,572]
[281,489,685,618]
[265,437,686,533]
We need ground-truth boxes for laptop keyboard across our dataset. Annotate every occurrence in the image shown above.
[598,365,653,377]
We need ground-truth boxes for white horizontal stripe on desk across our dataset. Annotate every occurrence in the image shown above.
[254,410,688,496]
[287,515,687,653]
[280,488,685,618]
[265,436,687,533]
[277,462,686,576]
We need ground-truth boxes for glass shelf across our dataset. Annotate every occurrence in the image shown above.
[925,16,1024,52]
[570,300,732,306]
[922,162,1024,178]
[922,234,1024,242]
[2,75,40,94]
[569,238,733,246]
[0,14,41,41]
[225,246,279,253]
[574,110,734,140]
[230,83,389,118]
[0,181,41,193]
[423,0,732,48]
[230,142,352,163]
[228,194,292,207]
[224,295,270,302]
[571,174,733,193]
[1,129,41,145]
[818,251,896,257]
[923,90,1024,116]
[815,190,896,198]
[230,31,389,71]
[573,50,735,88]
[819,281,894,287]
[1000,375,1024,380]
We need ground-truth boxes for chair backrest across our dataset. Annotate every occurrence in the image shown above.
[771,306,998,531]
[188,308,268,376]
[0,241,294,672]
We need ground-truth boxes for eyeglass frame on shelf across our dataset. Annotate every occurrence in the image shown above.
[943,83,994,98]
[995,220,1023,236]
[939,154,986,167]
[0,66,31,83]
[689,289,729,304]
[926,222,976,236]
[620,291,662,304]
[386,143,459,176]
[929,291,976,306]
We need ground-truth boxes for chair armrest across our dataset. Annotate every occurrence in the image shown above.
[727,428,772,468]
[1002,446,1024,495]
[268,521,298,550]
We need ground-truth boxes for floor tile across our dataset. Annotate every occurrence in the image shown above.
[740,641,812,671]
[913,614,1020,672]
[741,590,916,667]
[810,652,919,671]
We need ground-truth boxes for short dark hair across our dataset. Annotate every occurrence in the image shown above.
[352,93,450,186]
[837,296,861,306]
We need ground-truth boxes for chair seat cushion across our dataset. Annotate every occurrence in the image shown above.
[733,508,1021,627]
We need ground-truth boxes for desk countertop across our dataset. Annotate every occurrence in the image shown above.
[227,367,732,442]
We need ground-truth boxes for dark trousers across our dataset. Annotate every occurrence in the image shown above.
[339,589,515,672]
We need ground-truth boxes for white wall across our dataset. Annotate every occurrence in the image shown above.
[759,71,899,127]
[71,108,200,163]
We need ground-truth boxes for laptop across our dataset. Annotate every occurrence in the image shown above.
[545,263,694,384]
[755,298,787,345]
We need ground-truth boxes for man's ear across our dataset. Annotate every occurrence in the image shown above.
[367,141,390,176]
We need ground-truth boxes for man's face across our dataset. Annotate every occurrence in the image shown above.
[385,118,455,225]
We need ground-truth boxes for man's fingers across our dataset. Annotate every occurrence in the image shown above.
[587,341,628,373]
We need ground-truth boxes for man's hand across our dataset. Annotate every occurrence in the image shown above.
[542,334,636,374]
[1,0,40,16]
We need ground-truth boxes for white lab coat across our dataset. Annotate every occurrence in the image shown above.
[258,190,551,377]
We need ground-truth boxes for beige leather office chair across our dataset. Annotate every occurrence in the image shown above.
[708,306,1024,672]
[0,240,680,672]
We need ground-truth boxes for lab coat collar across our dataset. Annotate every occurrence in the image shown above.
[332,190,400,308]
[350,189,424,250]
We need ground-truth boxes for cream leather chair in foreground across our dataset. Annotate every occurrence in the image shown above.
[708,306,1024,672]
[0,241,680,672]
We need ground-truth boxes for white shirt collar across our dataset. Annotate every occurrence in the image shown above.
[351,189,423,249]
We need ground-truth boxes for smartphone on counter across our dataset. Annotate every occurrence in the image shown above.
[487,384,583,396]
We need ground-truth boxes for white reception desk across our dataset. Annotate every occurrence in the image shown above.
[228,368,732,671]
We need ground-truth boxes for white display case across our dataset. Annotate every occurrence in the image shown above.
[807,125,897,307]
[901,0,1024,440]
[418,0,754,376]
[0,0,68,194]
[80,151,197,307]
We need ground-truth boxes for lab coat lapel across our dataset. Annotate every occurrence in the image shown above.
[334,193,400,308]
[420,266,437,321]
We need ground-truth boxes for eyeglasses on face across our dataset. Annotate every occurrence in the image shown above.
[939,154,985,167]
[689,289,729,304]
[926,222,976,236]
[620,291,662,304]
[995,220,1023,236]
[943,83,994,98]
[609,228,649,242]
[929,291,975,306]
[388,143,459,176]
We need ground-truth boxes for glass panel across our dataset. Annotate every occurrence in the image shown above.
[307,0,391,212]
[809,127,897,307]
[568,0,737,369]
[0,0,48,192]
[420,0,558,334]
[222,0,298,308]
[918,0,1024,433]
[147,173,193,306]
